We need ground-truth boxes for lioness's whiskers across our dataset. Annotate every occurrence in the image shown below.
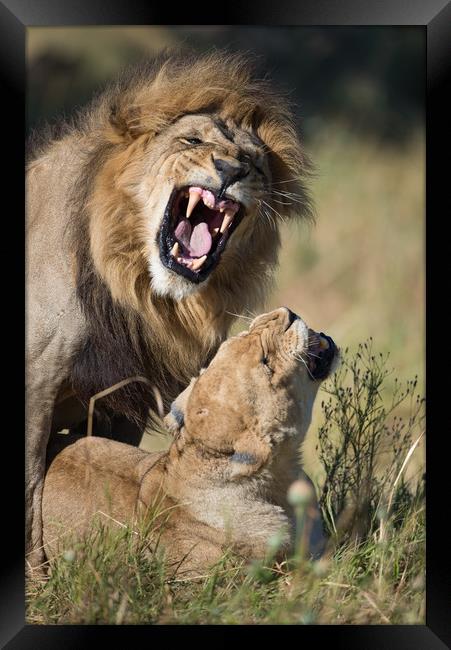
[225,311,253,321]
[295,353,315,380]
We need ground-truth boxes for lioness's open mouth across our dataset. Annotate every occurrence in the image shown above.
[306,331,337,381]
[159,186,244,282]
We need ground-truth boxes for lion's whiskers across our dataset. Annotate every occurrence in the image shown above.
[270,189,306,205]
[257,200,277,231]
[270,177,306,185]
[261,200,288,225]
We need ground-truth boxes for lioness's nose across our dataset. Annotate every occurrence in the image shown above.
[213,157,250,187]
[285,308,298,327]
[278,306,299,331]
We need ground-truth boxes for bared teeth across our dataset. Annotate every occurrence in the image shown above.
[186,188,202,219]
[190,255,207,271]
[170,242,180,258]
[175,253,207,272]
[220,209,235,234]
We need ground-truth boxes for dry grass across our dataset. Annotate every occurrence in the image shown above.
[26,489,425,625]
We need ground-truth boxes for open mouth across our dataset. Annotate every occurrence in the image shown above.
[159,186,244,283]
[306,331,337,381]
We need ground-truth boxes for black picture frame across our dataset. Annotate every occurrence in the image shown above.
[3,0,450,647]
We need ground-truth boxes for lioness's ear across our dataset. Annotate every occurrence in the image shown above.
[164,378,197,437]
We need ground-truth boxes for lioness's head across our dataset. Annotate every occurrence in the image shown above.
[166,307,338,480]
[88,51,312,304]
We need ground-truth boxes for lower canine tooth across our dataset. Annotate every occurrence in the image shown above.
[170,242,180,257]
[220,209,234,233]
[190,255,207,271]
[186,190,202,218]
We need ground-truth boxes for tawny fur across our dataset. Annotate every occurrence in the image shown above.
[26,50,313,567]
[43,309,331,575]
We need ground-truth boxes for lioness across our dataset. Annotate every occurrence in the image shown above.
[26,51,313,566]
[43,308,337,574]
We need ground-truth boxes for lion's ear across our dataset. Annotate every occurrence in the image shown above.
[109,102,144,142]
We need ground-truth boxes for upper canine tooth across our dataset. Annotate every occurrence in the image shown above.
[186,189,202,218]
[220,209,235,233]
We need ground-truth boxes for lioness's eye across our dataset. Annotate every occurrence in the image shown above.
[262,356,274,376]
[182,137,203,145]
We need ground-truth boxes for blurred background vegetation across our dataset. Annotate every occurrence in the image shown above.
[26,27,425,481]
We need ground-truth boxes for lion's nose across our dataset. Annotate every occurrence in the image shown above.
[213,157,250,187]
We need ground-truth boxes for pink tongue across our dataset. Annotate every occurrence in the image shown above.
[189,222,212,257]
[174,219,192,250]
[174,220,212,257]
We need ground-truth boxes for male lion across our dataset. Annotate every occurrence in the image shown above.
[26,51,312,567]
[43,308,338,575]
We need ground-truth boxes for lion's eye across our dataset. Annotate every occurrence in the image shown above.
[182,137,203,145]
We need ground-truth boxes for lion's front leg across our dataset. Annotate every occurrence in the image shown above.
[25,387,57,572]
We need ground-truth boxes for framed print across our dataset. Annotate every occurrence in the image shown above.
[1,0,449,647]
